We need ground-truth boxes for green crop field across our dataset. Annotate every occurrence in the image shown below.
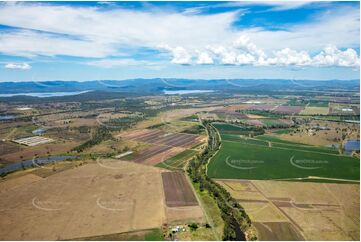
[156,149,196,170]
[208,124,359,182]
[213,122,264,136]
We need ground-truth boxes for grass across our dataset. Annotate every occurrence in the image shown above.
[272,129,293,134]
[191,182,224,240]
[261,119,291,128]
[254,135,339,154]
[213,123,263,136]
[156,149,196,170]
[72,228,163,241]
[208,126,359,182]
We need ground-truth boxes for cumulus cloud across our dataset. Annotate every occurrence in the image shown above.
[233,35,265,58]
[176,35,360,68]
[312,45,360,67]
[196,51,213,64]
[0,2,358,70]
[159,44,192,65]
[207,46,237,65]
[4,62,31,70]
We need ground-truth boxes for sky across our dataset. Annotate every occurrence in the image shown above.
[0,0,359,82]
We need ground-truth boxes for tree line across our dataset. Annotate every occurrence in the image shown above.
[187,120,257,241]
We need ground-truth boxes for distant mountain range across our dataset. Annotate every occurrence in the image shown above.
[0,79,359,94]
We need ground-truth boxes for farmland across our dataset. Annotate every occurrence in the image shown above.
[0,159,205,240]
[217,179,359,240]
[0,78,360,241]
[208,124,359,182]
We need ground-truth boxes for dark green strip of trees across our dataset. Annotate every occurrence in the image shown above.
[187,120,257,241]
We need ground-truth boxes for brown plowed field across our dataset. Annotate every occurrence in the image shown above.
[133,145,172,164]
[162,172,198,207]
[119,129,200,149]
[274,106,304,114]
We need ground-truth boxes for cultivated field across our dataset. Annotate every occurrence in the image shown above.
[162,172,198,207]
[118,129,204,166]
[216,179,360,241]
[0,159,204,240]
[208,125,359,182]
[300,106,330,115]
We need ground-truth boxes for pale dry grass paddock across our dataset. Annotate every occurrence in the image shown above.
[217,179,359,241]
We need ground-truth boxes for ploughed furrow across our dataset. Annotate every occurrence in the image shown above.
[133,145,171,163]
[161,172,198,207]
[133,130,165,142]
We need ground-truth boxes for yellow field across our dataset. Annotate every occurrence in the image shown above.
[0,160,204,240]
[217,179,360,241]
[300,106,329,115]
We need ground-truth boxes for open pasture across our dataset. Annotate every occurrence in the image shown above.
[217,179,359,241]
[274,106,304,114]
[300,106,329,115]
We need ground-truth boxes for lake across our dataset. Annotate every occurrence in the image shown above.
[0,115,15,121]
[163,90,214,95]
[344,140,360,151]
[0,155,78,175]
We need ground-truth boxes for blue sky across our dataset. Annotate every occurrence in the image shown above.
[0,1,359,82]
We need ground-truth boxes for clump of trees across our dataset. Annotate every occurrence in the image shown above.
[72,126,112,152]
[187,120,256,241]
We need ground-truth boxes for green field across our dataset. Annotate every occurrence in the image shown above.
[208,124,359,182]
[156,149,196,170]
[212,123,264,136]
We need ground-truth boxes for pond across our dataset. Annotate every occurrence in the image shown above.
[0,155,78,175]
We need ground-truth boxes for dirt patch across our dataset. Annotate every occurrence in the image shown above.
[162,172,198,207]
[166,206,204,224]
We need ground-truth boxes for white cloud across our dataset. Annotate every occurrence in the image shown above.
[205,36,359,68]
[207,46,237,65]
[267,48,312,66]
[196,51,213,64]
[0,2,358,69]
[236,53,256,65]
[159,44,192,64]
[4,62,31,70]
[312,45,360,67]
[0,30,114,58]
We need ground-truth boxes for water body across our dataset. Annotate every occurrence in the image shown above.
[0,155,78,175]
[0,115,15,121]
[0,91,91,98]
[163,90,214,95]
[345,140,360,151]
